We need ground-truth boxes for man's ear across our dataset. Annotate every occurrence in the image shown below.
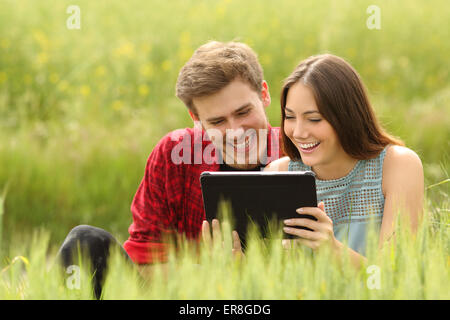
[188,110,199,121]
[261,80,271,108]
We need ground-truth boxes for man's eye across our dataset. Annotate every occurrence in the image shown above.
[210,120,223,125]
[237,109,250,116]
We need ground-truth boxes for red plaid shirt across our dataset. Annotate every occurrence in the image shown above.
[123,125,282,264]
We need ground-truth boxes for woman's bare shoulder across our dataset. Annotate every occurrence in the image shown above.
[264,156,291,171]
[384,145,422,168]
[382,145,423,194]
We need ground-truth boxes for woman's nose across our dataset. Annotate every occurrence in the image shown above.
[292,122,309,140]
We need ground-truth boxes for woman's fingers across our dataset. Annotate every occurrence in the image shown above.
[282,238,320,251]
[283,226,322,241]
[283,202,334,251]
[284,217,319,231]
[295,203,332,224]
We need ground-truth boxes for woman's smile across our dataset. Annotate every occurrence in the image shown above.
[297,141,321,153]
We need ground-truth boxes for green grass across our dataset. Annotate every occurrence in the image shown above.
[1,201,448,299]
[0,0,449,299]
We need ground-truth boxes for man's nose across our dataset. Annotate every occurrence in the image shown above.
[226,119,245,140]
[227,118,245,132]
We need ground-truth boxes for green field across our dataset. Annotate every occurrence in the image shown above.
[0,0,449,299]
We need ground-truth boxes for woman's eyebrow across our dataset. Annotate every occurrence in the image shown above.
[285,107,319,115]
[303,110,320,115]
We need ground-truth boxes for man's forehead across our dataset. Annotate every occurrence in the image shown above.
[192,79,261,119]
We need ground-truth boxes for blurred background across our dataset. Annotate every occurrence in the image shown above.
[0,0,448,249]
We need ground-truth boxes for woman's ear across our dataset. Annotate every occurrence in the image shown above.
[261,80,271,108]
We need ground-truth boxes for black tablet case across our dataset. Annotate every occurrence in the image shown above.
[200,171,317,245]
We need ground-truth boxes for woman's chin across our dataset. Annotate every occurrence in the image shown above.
[298,152,318,167]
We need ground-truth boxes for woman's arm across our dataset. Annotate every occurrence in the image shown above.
[264,156,290,171]
[283,146,424,269]
[379,145,424,245]
[283,202,368,269]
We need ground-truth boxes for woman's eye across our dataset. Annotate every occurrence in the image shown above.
[285,115,295,119]
[309,119,321,122]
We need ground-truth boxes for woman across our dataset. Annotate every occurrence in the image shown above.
[265,54,424,268]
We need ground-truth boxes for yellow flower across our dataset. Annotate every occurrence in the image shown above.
[271,17,280,29]
[139,63,154,78]
[112,100,123,111]
[138,84,150,97]
[80,85,91,97]
[0,71,7,84]
[95,65,107,77]
[178,47,193,63]
[114,41,135,58]
[216,4,226,17]
[179,31,191,46]
[58,80,69,92]
[36,52,48,66]
[320,280,327,295]
[347,48,356,59]
[0,39,10,49]
[140,42,152,54]
[283,45,294,58]
[260,54,272,66]
[32,30,49,50]
[49,73,59,84]
[24,74,32,85]
[161,60,172,71]
[398,56,410,69]
[217,283,224,296]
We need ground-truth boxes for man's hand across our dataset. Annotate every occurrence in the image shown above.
[201,219,244,259]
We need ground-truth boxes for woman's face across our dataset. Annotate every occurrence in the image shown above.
[283,82,345,169]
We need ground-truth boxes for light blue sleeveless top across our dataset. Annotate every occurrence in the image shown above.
[288,147,388,255]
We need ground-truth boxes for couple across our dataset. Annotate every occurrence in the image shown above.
[58,41,424,298]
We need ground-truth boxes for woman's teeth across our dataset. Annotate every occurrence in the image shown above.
[300,142,320,149]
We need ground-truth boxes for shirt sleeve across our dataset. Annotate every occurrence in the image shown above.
[123,133,184,264]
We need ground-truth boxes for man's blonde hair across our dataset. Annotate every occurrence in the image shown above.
[176,41,264,115]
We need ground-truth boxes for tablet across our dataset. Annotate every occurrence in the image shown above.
[200,171,317,244]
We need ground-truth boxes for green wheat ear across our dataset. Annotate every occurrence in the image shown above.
[0,183,9,252]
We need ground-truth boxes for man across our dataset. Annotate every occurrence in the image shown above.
[57,41,282,298]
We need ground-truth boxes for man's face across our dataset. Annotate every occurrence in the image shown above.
[192,78,271,169]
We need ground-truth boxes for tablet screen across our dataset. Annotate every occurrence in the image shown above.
[200,171,317,245]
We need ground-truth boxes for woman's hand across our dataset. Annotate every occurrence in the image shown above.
[283,202,338,251]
